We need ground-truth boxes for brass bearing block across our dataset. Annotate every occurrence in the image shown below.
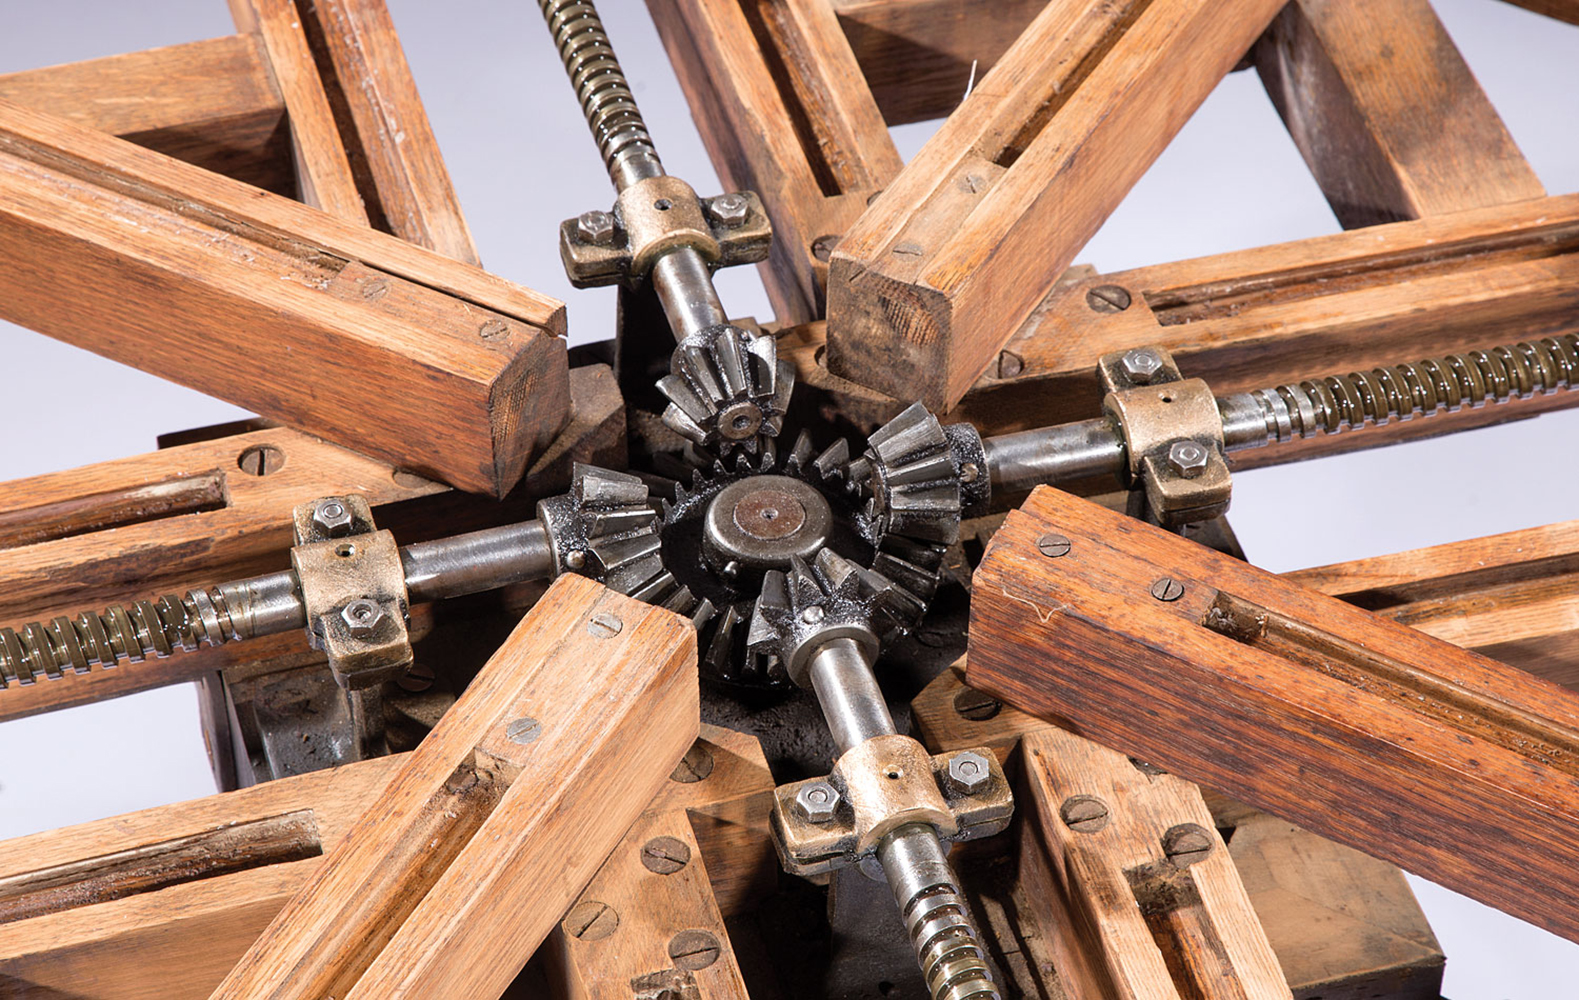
[558,183,772,288]
[770,736,1014,877]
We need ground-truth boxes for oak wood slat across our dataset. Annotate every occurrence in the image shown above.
[913,665,1446,999]
[0,35,293,194]
[206,574,697,1000]
[229,0,367,221]
[0,98,568,497]
[829,0,1048,126]
[1497,0,1579,24]
[646,0,901,325]
[1257,0,1544,229]
[824,0,1285,412]
[968,487,1579,942]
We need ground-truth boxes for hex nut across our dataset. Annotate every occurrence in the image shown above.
[946,750,992,795]
[709,193,750,228]
[1167,440,1210,478]
[341,598,385,638]
[576,209,616,246]
[312,499,354,538]
[1121,348,1164,384]
[794,781,840,823]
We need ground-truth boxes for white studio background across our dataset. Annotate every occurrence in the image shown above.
[0,2,1575,995]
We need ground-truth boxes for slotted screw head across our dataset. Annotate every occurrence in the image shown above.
[340,599,384,638]
[1168,440,1210,478]
[1151,577,1185,602]
[1163,823,1215,866]
[641,836,692,875]
[1121,348,1164,383]
[1059,795,1110,833]
[709,193,750,227]
[1087,284,1133,313]
[946,750,992,795]
[576,209,616,246]
[1036,533,1071,558]
[794,780,840,823]
[313,499,354,538]
[563,900,619,940]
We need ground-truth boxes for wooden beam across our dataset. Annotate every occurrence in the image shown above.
[0,36,292,193]
[968,487,1579,943]
[1286,519,1579,688]
[0,98,567,497]
[1497,0,1579,25]
[824,0,1285,411]
[912,665,1447,999]
[830,0,1048,126]
[229,0,367,220]
[1257,0,1544,229]
[646,0,901,324]
[207,575,697,1000]
[293,0,482,264]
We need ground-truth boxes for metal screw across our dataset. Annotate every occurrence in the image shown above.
[794,780,840,823]
[1168,440,1210,478]
[1150,577,1185,602]
[1086,284,1132,313]
[565,549,587,570]
[1162,823,1215,866]
[506,716,542,745]
[669,742,715,783]
[1036,533,1071,558]
[587,612,623,638]
[312,499,354,538]
[996,350,1024,379]
[340,599,384,638]
[1121,348,1164,384]
[709,193,750,228]
[1059,795,1110,833]
[361,278,390,300]
[960,461,979,484]
[641,835,692,874]
[892,241,924,258]
[478,318,510,340]
[953,687,1002,721]
[668,929,722,971]
[946,751,992,795]
[801,606,825,625]
[397,663,435,693]
[237,444,285,476]
[576,209,616,245]
[811,234,840,262]
[563,900,619,940]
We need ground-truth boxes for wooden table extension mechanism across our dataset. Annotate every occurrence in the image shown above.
[0,1,1576,998]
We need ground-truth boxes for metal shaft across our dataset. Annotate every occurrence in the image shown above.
[804,636,1000,1000]
[0,519,554,689]
[983,333,1579,491]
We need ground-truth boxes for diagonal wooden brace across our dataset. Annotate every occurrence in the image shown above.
[968,486,1579,943]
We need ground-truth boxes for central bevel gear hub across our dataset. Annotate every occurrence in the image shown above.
[702,475,834,574]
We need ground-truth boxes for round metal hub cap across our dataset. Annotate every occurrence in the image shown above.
[702,475,833,571]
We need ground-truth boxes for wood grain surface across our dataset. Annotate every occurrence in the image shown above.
[825,0,1285,411]
[207,575,698,1000]
[0,98,567,496]
[969,487,1579,942]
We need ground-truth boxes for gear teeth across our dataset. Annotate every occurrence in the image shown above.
[659,324,794,455]
[746,546,910,685]
[862,402,966,545]
[785,430,816,474]
[538,464,668,598]
[812,438,852,482]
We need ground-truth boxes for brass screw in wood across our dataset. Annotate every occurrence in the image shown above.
[236,444,285,476]
[1151,577,1185,602]
[953,687,1002,722]
[563,900,619,941]
[1085,284,1132,313]
[1036,533,1071,558]
[669,742,714,783]
[640,835,692,875]
[668,929,722,971]
[1162,823,1215,866]
[1059,795,1110,834]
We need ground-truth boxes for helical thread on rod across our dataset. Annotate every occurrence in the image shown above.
[880,824,1001,1000]
[0,590,241,690]
[1239,333,1579,445]
[539,0,662,187]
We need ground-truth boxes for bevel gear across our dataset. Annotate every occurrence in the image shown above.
[745,548,909,687]
[859,401,989,546]
[658,324,794,455]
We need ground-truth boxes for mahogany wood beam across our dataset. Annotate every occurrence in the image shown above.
[646,0,901,325]
[825,0,1285,412]
[968,487,1579,942]
[829,0,1048,126]
[0,99,567,497]
[1257,0,1544,229]
[0,36,292,194]
[207,575,697,1000]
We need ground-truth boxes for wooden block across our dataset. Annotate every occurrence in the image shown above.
[1257,0,1544,229]
[830,0,1048,126]
[968,486,1579,942]
[206,575,697,1000]
[1286,519,1579,688]
[1497,0,1579,24]
[825,0,1285,411]
[646,0,900,324]
[0,98,568,497]
[0,35,292,193]
[293,0,482,264]
[229,0,367,220]
[1018,726,1292,999]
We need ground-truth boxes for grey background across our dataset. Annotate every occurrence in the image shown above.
[0,1,1575,995]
